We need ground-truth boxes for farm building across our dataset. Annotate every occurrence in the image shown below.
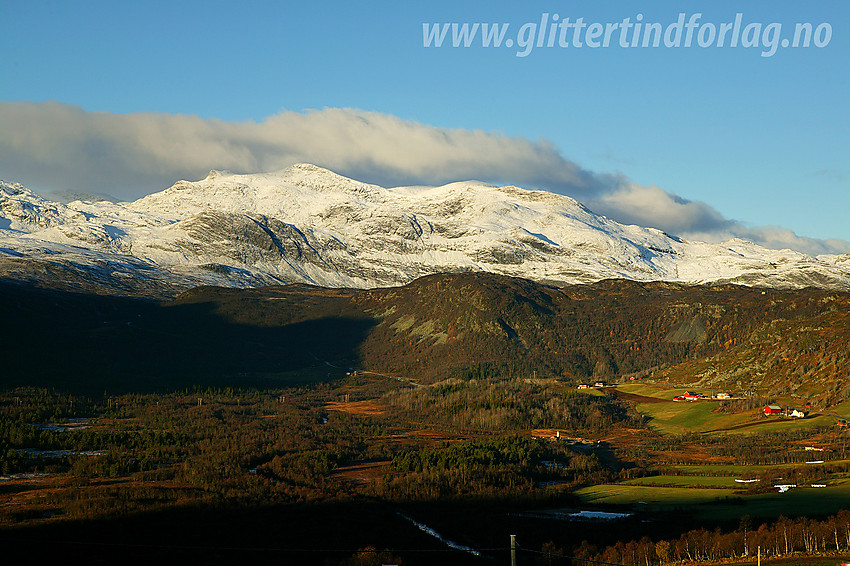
[577,384,589,389]
[764,404,782,416]
[682,392,704,401]
[716,392,731,399]
[789,408,808,418]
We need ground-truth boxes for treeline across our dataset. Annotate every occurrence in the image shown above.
[382,377,643,432]
[564,511,850,566]
[372,435,612,501]
[1,381,609,523]
[0,385,389,520]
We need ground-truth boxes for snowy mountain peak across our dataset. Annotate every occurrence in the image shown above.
[1,179,70,230]
[1,180,28,197]
[2,166,850,295]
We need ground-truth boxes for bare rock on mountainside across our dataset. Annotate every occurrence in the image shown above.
[2,164,850,296]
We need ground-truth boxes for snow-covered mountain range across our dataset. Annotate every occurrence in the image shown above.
[2,163,849,296]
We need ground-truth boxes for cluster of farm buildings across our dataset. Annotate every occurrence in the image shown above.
[572,382,847,426]
[762,404,809,418]
[670,392,812,419]
[576,382,609,389]
[671,391,732,402]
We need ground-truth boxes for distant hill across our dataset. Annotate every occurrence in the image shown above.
[2,274,848,403]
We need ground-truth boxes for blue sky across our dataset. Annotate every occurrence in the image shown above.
[1,0,848,251]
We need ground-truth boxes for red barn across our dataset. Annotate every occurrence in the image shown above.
[764,404,781,416]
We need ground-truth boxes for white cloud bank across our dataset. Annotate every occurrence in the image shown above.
[1,101,847,256]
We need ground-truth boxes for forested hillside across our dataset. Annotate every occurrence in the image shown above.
[2,274,848,400]
[654,299,850,405]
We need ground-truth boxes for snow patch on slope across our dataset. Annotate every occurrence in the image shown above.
[2,167,849,294]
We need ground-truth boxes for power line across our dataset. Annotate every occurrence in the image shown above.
[2,537,504,554]
[4,534,633,566]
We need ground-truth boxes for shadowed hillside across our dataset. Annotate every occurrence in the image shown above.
[0,281,375,392]
[2,274,849,399]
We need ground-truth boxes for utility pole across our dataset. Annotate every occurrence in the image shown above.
[511,534,517,566]
[757,546,760,566]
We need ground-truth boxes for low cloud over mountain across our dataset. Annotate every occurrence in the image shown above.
[1,101,847,256]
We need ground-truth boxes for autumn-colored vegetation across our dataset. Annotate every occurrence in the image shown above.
[2,274,850,564]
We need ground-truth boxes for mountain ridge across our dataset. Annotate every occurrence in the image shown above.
[2,164,849,296]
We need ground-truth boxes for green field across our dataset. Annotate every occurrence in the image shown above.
[575,483,734,505]
[617,382,752,434]
[621,475,739,489]
[591,383,850,521]
[617,383,849,435]
[695,478,850,520]
[575,478,850,521]
[617,382,679,398]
